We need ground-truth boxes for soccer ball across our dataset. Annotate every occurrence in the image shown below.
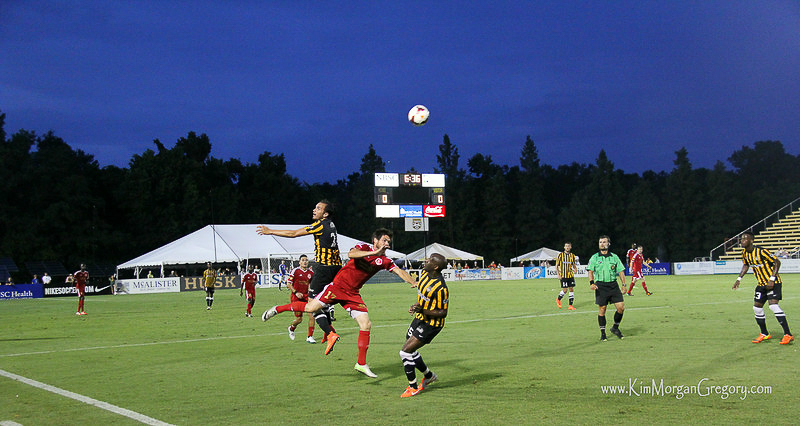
[408,105,429,126]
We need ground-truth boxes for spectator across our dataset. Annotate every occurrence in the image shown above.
[146,270,154,278]
[5,276,14,285]
[31,274,41,285]
[65,274,75,285]
[42,272,52,285]
[170,270,178,277]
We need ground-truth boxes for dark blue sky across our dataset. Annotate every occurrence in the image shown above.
[2,1,798,183]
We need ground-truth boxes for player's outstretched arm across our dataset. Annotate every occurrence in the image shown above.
[392,267,418,288]
[256,225,308,238]
[733,264,749,290]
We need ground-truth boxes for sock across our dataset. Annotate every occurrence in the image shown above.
[613,311,623,328]
[754,306,769,335]
[314,312,333,335]
[209,297,213,307]
[247,301,253,314]
[400,350,417,388]
[276,302,306,313]
[598,315,607,337]
[357,330,370,365]
[641,281,649,293]
[568,291,575,306]
[769,304,792,335]
[628,282,636,293]
[413,351,429,375]
[558,290,565,300]
[78,299,83,311]
[308,323,315,337]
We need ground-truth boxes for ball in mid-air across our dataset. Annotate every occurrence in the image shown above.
[408,105,429,126]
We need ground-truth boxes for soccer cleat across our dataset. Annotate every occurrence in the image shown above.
[626,292,634,296]
[610,327,624,339]
[354,363,377,378]
[76,312,82,316]
[600,336,608,342]
[646,292,653,296]
[568,305,576,310]
[245,313,252,317]
[206,306,211,310]
[288,327,296,340]
[80,312,87,315]
[261,306,278,322]
[324,332,340,355]
[556,299,562,308]
[752,333,771,343]
[321,334,327,343]
[306,336,317,344]
[422,372,438,388]
[779,334,794,345]
[401,385,423,397]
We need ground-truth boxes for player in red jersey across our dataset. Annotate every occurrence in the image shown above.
[627,245,653,296]
[286,254,317,343]
[240,265,258,317]
[74,264,89,315]
[263,228,418,378]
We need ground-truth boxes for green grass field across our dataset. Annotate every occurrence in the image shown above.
[1,275,797,425]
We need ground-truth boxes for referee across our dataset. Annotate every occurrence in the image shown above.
[587,235,627,341]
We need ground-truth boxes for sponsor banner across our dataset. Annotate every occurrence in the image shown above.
[544,265,590,279]
[182,275,242,292]
[774,259,800,273]
[405,217,429,232]
[256,273,285,289]
[449,268,501,281]
[623,263,671,276]
[43,282,113,297]
[524,267,546,279]
[713,260,743,275]
[117,278,181,295]
[423,205,445,217]
[502,267,525,280]
[399,205,423,218]
[674,262,714,275]
[1,284,44,299]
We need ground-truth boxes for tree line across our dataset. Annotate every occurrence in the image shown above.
[2,110,799,276]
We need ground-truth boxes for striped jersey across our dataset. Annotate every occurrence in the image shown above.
[304,219,342,266]
[203,268,217,287]
[415,271,449,328]
[741,246,781,286]
[556,252,577,278]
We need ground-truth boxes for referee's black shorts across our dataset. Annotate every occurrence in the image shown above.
[308,263,341,297]
[594,281,624,306]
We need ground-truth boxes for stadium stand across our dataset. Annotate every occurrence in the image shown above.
[0,256,19,282]
[25,260,70,277]
[716,208,800,260]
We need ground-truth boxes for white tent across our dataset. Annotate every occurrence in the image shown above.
[405,243,483,267]
[117,224,406,276]
[510,247,565,265]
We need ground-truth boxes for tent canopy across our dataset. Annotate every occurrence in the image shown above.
[117,224,406,270]
[510,247,565,264]
[405,242,483,262]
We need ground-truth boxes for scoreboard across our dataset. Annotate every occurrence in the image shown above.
[374,173,446,218]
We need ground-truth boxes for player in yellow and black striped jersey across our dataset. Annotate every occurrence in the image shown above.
[399,253,449,398]
[203,262,217,310]
[556,242,578,310]
[257,200,342,336]
[732,231,793,345]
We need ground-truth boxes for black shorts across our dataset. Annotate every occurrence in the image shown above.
[595,283,624,306]
[560,278,575,288]
[205,286,215,295]
[754,282,782,304]
[309,264,341,297]
[406,318,443,345]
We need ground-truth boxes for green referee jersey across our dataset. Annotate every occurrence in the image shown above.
[587,252,624,283]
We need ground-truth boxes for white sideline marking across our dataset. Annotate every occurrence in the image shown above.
[0,368,173,426]
[1,421,23,426]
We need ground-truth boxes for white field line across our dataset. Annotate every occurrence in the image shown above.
[0,368,173,426]
[3,296,786,359]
